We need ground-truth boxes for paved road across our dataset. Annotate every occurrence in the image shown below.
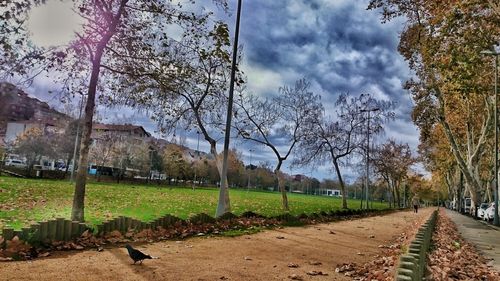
[446,209,500,272]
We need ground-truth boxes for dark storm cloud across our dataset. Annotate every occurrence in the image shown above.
[231,0,420,180]
[20,0,421,181]
[240,0,410,103]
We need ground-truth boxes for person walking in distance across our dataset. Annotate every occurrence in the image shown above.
[412,196,420,213]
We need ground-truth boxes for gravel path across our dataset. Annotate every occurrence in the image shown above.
[0,208,433,281]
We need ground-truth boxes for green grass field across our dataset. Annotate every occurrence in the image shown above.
[0,176,388,230]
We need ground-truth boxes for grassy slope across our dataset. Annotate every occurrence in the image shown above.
[0,176,387,230]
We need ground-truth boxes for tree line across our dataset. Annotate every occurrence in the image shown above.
[368,0,500,212]
[1,0,425,221]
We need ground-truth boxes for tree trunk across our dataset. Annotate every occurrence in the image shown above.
[64,155,71,177]
[276,169,289,211]
[394,179,401,207]
[71,46,105,222]
[470,188,480,217]
[486,181,493,203]
[70,0,127,222]
[360,184,364,209]
[435,90,491,213]
[385,178,393,208]
[273,159,289,211]
[213,142,231,217]
[332,157,348,209]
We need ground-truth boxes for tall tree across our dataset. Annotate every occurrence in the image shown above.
[162,143,190,183]
[234,79,323,211]
[1,0,228,221]
[295,93,394,209]
[369,0,499,210]
[106,16,237,216]
[372,139,415,208]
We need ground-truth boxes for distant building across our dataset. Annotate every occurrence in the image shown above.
[4,120,61,143]
[91,123,151,144]
[0,82,70,145]
[325,189,342,197]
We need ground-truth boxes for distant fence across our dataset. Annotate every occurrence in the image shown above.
[1,208,394,247]
[395,210,438,281]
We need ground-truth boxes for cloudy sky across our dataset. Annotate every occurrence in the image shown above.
[22,0,420,182]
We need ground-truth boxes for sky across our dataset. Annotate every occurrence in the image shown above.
[20,0,421,182]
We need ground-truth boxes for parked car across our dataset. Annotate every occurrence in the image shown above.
[477,203,490,219]
[4,159,27,168]
[485,203,499,221]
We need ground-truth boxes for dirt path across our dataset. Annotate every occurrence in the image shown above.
[0,208,433,281]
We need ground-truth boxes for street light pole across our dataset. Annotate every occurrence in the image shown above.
[361,107,380,209]
[217,0,243,217]
[482,49,500,226]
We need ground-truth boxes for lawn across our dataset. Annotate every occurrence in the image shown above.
[0,175,388,230]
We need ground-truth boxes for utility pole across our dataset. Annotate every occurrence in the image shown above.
[361,107,380,209]
[216,0,243,217]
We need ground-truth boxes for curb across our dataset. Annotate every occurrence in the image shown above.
[395,209,438,281]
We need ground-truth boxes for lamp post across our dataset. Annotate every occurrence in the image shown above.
[482,49,500,226]
[216,0,243,217]
[361,107,380,209]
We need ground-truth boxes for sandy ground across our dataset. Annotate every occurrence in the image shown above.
[0,208,433,281]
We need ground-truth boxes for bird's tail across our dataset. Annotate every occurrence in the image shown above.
[146,255,153,259]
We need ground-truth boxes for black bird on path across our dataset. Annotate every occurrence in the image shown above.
[125,244,153,264]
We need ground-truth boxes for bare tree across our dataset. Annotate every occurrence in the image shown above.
[89,133,119,181]
[294,93,394,209]
[234,79,323,211]
[372,139,415,208]
[108,19,239,216]
[14,127,56,174]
